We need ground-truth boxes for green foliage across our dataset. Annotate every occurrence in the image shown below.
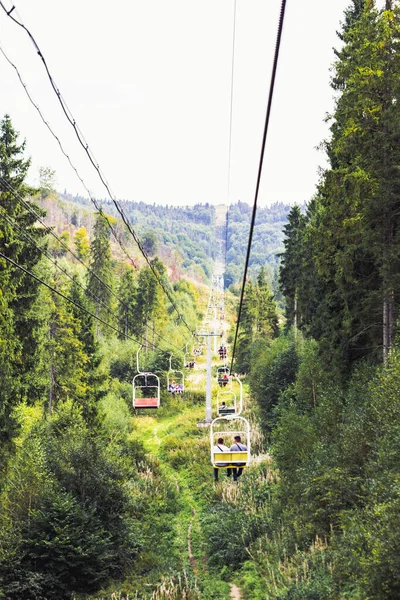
[226,201,291,289]
[279,205,306,329]
[73,226,90,260]
[279,2,400,368]
[142,231,158,256]
[0,114,48,450]
[87,212,115,332]
[235,270,280,373]
[250,335,298,434]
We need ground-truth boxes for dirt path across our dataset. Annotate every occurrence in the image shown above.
[230,584,242,599]
[187,509,198,572]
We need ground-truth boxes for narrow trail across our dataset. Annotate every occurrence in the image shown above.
[187,508,198,572]
[230,584,242,599]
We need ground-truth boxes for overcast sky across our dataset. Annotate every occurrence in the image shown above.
[0,0,380,207]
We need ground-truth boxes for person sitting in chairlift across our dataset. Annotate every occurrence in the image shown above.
[213,437,232,482]
[222,373,229,387]
[230,435,247,482]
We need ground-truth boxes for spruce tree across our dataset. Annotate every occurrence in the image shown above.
[289,2,400,367]
[0,115,48,448]
[86,213,114,334]
[256,266,279,339]
[279,205,306,335]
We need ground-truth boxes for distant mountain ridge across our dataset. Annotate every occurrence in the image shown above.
[53,193,293,288]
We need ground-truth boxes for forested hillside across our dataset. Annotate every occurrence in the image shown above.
[3,1,400,599]
[225,201,292,291]
[222,2,400,598]
[56,193,291,291]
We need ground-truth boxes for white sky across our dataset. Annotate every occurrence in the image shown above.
[0,0,373,207]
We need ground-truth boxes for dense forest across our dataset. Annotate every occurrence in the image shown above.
[2,1,400,599]
[58,193,291,291]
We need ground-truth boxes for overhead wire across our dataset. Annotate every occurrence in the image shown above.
[0,44,137,270]
[0,42,192,352]
[0,250,170,350]
[224,0,236,278]
[0,175,185,353]
[230,0,288,372]
[0,205,123,326]
[0,4,193,335]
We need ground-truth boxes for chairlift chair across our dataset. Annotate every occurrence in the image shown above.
[184,352,196,369]
[167,354,185,394]
[217,365,230,386]
[133,346,160,409]
[210,416,251,471]
[216,375,243,416]
[216,390,236,416]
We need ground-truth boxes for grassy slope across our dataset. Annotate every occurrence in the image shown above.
[102,352,248,599]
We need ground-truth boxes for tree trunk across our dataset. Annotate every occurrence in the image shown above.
[293,290,297,342]
[383,295,389,364]
[49,320,55,415]
[383,289,395,365]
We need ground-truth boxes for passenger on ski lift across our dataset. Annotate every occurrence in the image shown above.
[230,435,247,482]
[213,437,232,482]
[222,373,229,387]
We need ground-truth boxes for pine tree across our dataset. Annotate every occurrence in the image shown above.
[133,266,160,344]
[86,213,114,334]
[279,205,306,335]
[118,267,137,339]
[47,275,90,414]
[0,115,48,447]
[235,279,258,372]
[256,266,279,339]
[291,2,400,367]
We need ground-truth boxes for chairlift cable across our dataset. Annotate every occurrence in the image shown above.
[230,0,288,372]
[0,176,184,353]
[0,250,168,351]
[0,44,138,270]
[0,10,193,334]
[224,0,237,278]
[0,206,123,325]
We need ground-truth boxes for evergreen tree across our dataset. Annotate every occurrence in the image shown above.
[46,275,91,414]
[118,266,138,339]
[286,2,400,368]
[133,266,160,344]
[279,205,306,334]
[256,266,279,338]
[0,115,48,447]
[235,279,258,372]
[86,212,114,334]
